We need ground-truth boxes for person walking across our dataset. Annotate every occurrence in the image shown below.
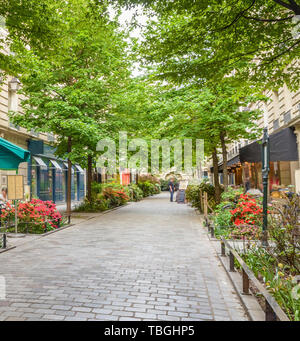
[168,178,175,202]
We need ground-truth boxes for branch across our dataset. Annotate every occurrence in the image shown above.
[273,0,300,14]
[214,0,256,31]
[241,14,294,22]
[260,38,300,65]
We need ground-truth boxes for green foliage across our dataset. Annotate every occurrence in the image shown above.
[185,180,217,213]
[221,187,244,203]
[241,246,300,321]
[138,180,160,197]
[137,0,300,91]
[268,194,300,274]
[7,0,130,169]
[127,183,144,201]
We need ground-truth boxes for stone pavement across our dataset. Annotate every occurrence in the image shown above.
[0,192,248,321]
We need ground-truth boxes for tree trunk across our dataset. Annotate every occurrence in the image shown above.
[87,154,93,202]
[220,132,229,191]
[67,137,72,222]
[212,148,221,204]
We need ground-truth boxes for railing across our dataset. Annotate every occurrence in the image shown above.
[220,237,290,321]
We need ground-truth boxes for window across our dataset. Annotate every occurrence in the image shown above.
[284,110,291,125]
[273,119,279,131]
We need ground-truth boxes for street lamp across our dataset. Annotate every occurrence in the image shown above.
[8,77,21,92]
[261,127,270,247]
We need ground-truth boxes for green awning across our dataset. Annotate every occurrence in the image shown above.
[0,137,31,170]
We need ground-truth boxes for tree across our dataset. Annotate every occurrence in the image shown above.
[133,83,264,201]
[9,0,129,215]
[122,0,300,91]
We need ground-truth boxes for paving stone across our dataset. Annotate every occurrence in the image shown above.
[0,193,247,322]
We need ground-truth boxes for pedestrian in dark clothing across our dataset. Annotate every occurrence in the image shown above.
[168,178,175,202]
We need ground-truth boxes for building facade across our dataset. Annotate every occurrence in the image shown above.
[210,84,300,194]
[0,27,86,204]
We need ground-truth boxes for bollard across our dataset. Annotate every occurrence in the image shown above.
[242,269,249,294]
[229,251,235,272]
[221,241,226,257]
[2,233,6,249]
[211,224,215,238]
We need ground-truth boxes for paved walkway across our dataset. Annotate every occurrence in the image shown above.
[0,193,248,321]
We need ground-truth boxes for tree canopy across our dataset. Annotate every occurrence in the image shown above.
[122,0,300,91]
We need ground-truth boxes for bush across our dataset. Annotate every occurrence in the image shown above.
[230,194,263,227]
[102,186,129,207]
[74,197,109,212]
[185,180,217,213]
[221,187,243,203]
[268,193,300,274]
[138,181,158,197]
[241,246,300,321]
[1,199,63,234]
[127,184,143,202]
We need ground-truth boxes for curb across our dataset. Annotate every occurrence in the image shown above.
[0,246,16,254]
[0,201,132,253]
[203,225,265,321]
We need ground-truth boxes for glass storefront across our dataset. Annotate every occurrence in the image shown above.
[30,157,85,203]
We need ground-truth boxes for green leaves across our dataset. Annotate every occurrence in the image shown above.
[7,0,130,168]
[137,0,300,91]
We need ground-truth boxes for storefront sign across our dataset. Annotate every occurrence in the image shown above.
[7,175,24,200]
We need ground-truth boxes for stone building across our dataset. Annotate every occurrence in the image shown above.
[0,25,85,204]
[210,84,300,194]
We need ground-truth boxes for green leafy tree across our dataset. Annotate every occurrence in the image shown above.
[9,0,129,213]
[122,0,300,91]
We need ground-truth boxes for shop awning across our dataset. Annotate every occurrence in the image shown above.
[50,160,62,171]
[33,156,47,168]
[75,164,84,173]
[240,127,299,163]
[210,154,240,173]
[0,137,30,170]
[63,162,75,174]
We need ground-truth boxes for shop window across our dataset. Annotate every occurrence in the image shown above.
[284,110,291,125]
[55,168,64,202]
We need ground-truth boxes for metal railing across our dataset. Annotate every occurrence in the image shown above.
[220,237,290,321]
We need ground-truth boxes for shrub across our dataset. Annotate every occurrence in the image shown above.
[102,186,129,207]
[241,246,300,321]
[230,194,263,227]
[221,187,243,203]
[185,180,217,213]
[138,181,157,197]
[268,193,300,274]
[1,199,62,234]
[127,184,143,202]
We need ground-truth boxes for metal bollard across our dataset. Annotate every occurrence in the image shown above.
[211,224,215,238]
[229,251,235,272]
[2,233,6,249]
[221,241,226,257]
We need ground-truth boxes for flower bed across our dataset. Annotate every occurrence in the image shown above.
[0,199,63,234]
[212,191,299,321]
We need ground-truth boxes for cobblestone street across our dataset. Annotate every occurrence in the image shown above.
[0,193,248,321]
